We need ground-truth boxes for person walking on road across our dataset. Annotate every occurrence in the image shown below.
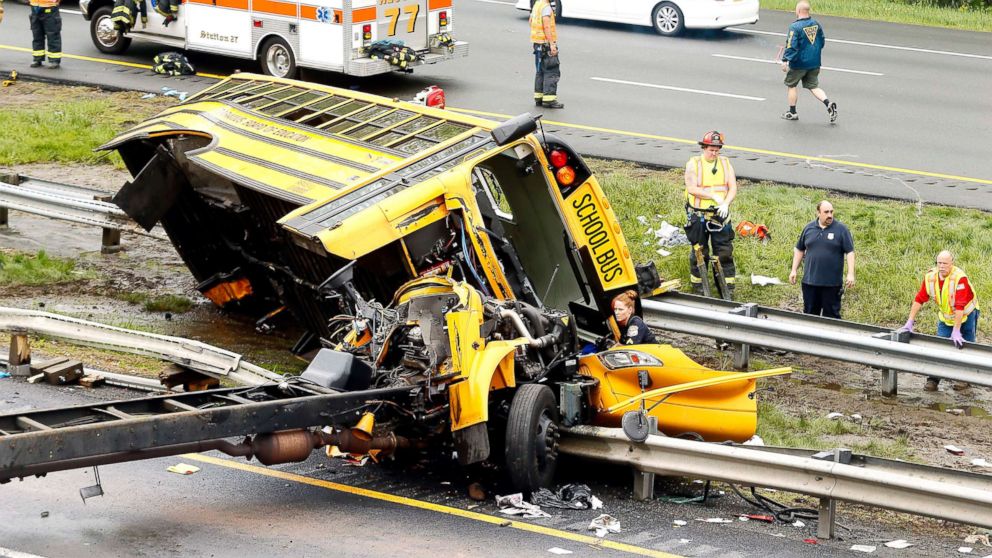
[898,250,980,391]
[780,1,835,122]
[684,131,738,298]
[789,200,855,319]
[29,0,62,68]
[530,0,563,109]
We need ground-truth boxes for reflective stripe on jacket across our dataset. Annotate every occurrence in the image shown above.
[529,0,556,44]
[685,155,730,211]
[925,266,978,326]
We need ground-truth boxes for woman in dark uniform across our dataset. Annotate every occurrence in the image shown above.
[612,290,657,345]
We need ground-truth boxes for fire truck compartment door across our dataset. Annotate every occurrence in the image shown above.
[186,3,253,56]
[378,0,428,51]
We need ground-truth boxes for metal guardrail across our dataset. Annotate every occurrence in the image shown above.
[642,293,992,392]
[0,307,282,386]
[0,174,166,253]
[561,426,992,536]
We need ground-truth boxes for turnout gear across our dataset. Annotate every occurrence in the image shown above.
[153,0,180,25]
[152,52,195,76]
[530,0,561,107]
[367,40,421,70]
[112,0,147,32]
[529,0,557,44]
[924,266,978,327]
[685,155,731,213]
[698,130,725,147]
[29,0,62,66]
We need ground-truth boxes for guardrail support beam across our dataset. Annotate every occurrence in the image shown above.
[101,228,122,254]
[730,303,758,369]
[7,327,31,377]
[817,497,836,539]
[633,470,655,501]
[878,330,911,396]
[0,207,8,230]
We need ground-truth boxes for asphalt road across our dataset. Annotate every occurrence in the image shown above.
[1,1,991,209]
[0,377,969,558]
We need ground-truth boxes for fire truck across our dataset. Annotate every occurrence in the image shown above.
[79,0,468,78]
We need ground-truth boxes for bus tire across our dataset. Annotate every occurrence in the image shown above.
[91,5,132,54]
[505,383,560,493]
[259,37,298,79]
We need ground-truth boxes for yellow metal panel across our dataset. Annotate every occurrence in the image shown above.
[560,179,637,292]
[194,150,332,202]
[449,340,526,431]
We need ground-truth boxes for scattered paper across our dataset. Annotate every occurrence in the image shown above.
[547,548,573,555]
[656,248,671,257]
[946,445,966,456]
[743,435,765,446]
[792,520,806,528]
[851,545,877,553]
[959,548,973,554]
[964,534,991,546]
[696,518,733,524]
[972,459,991,468]
[140,93,157,99]
[589,514,621,538]
[531,484,599,510]
[637,216,649,226]
[496,493,550,519]
[827,412,845,420]
[590,496,604,510]
[751,274,783,286]
[884,540,914,549]
[850,414,862,421]
[672,520,687,527]
[166,463,200,475]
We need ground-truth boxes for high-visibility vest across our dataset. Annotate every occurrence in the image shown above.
[530,0,557,44]
[30,0,59,8]
[925,266,978,326]
[685,155,731,211]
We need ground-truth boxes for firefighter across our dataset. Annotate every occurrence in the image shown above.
[29,0,62,68]
[153,0,179,26]
[112,0,147,32]
[529,0,563,109]
[683,131,738,297]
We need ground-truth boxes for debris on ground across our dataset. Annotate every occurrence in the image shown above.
[40,511,49,518]
[827,412,845,420]
[496,493,551,519]
[972,458,991,468]
[467,482,487,501]
[850,544,877,553]
[141,93,157,99]
[166,463,200,475]
[656,248,671,257]
[751,274,783,286]
[958,548,973,554]
[161,87,189,102]
[659,494,706,504]
[742,435,765,446]
[884,540,914,549]
[791,520,806,528]
[0,371,9,379]
[531,484,602,510]
[588,514,621,538]
[803,538,818,544]
[741,514,775,523]
[946,445,967,456]
[696,518,733,524]
[672,520,687,527]
[547,548,573,555]
[964,534,991,546]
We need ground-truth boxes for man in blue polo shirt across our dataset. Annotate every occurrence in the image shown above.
[789,200,855,319]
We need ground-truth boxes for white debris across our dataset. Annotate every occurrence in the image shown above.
[792,520,806,528]
[496,493,551,519]
[673,520,688,527]
[751,274,783,286]
[637,216,649,226]
[166,463,200,475]
[946,445,966,455]
[850,545,877,553]
[743,435,765,446]
[656,248,672,257]
[590,496,604,510]
[850,414,863,421]
[959,548,973,554]
[827,412,845,420]
[696,518,733,524]
[964,534,991,546]
[972,458,991,468]
[678,539,691,544]
[884,540,914,549]
[588,514,621,538]
[547,548,573,555]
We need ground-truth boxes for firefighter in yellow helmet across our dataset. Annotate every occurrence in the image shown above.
[684,131,738,297]
[529,0,563,109]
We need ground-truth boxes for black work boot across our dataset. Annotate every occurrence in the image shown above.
[47,61,61,69]
[30,60,43,68]
[535,98,543,106]
[542,100,564,109]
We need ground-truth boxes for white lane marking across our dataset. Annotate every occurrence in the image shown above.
[591,77,766,101]
[712,54,885,75]
[727,27,992,61]
[61,8,83,14]
[0,547,49,558]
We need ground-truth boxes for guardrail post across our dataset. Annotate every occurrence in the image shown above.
[730,303,758,369]
[813,448,850,539]
[878,330,911,396]
[0,207,8,230]
[7,327,32,377]
[101,228,122,254]
[632,470,655,500]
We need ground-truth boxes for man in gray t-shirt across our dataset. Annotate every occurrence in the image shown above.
[789,200,855,318]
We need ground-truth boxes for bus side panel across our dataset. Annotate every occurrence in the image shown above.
[186,2,253,56]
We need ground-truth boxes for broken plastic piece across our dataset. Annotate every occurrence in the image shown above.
[959,548,973,554]
[946,445,966,456]
[696,518,733,524]
[827,412,845,420]
[972,458,991,468]
[743,514,775,523]
[166,463,200,475]
[750,274,783,286]
[884,540,914,549]
[588,514,621,538]
[673,520,687,526]
[850,545,877,553]
[792,520,806,528]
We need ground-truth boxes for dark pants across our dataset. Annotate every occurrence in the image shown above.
[533,43,560,103]
[688,221,736,287]
[801,283,842,319]
[928,308,980,386]
[30,6,62,63]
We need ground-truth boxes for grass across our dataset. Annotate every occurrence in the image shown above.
[0,249,82,286]
[760,0,992,32]
[114,292,195,313]
[0,83,175,168]
[757,401,915,460]
[592,159,992,341]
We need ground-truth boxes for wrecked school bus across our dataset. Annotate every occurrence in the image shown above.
[1,74,788,492]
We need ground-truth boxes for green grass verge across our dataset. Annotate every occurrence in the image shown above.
[592,159,991,340]
[760,0,992,33]
[0,83,175,167]
[0,250,81,286]
[114,292,195,313]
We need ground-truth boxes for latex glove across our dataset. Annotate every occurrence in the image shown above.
[716,202,730,220]
[898,318,915,333]
[950,328,965,349]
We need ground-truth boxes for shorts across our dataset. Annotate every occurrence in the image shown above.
[784,67,820,89]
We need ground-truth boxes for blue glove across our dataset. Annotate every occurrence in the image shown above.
[950,328,965,349]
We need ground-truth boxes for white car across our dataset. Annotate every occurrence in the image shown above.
[515,0,759,37]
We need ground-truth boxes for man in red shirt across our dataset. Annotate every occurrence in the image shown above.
[899,250,980,391]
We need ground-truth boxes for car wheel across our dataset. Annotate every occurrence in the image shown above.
[652,2,685,36]
[259,37,297,79]
[505,384,560,494]
[90,5,132,54]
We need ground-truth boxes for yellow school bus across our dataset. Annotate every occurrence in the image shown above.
[103,73,787,491]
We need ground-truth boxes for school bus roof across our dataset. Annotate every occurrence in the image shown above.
[100,73,503,209]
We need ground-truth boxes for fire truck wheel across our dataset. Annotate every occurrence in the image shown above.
[505,383,560,493]
[259,37,298,79]
[90,6,132,54]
